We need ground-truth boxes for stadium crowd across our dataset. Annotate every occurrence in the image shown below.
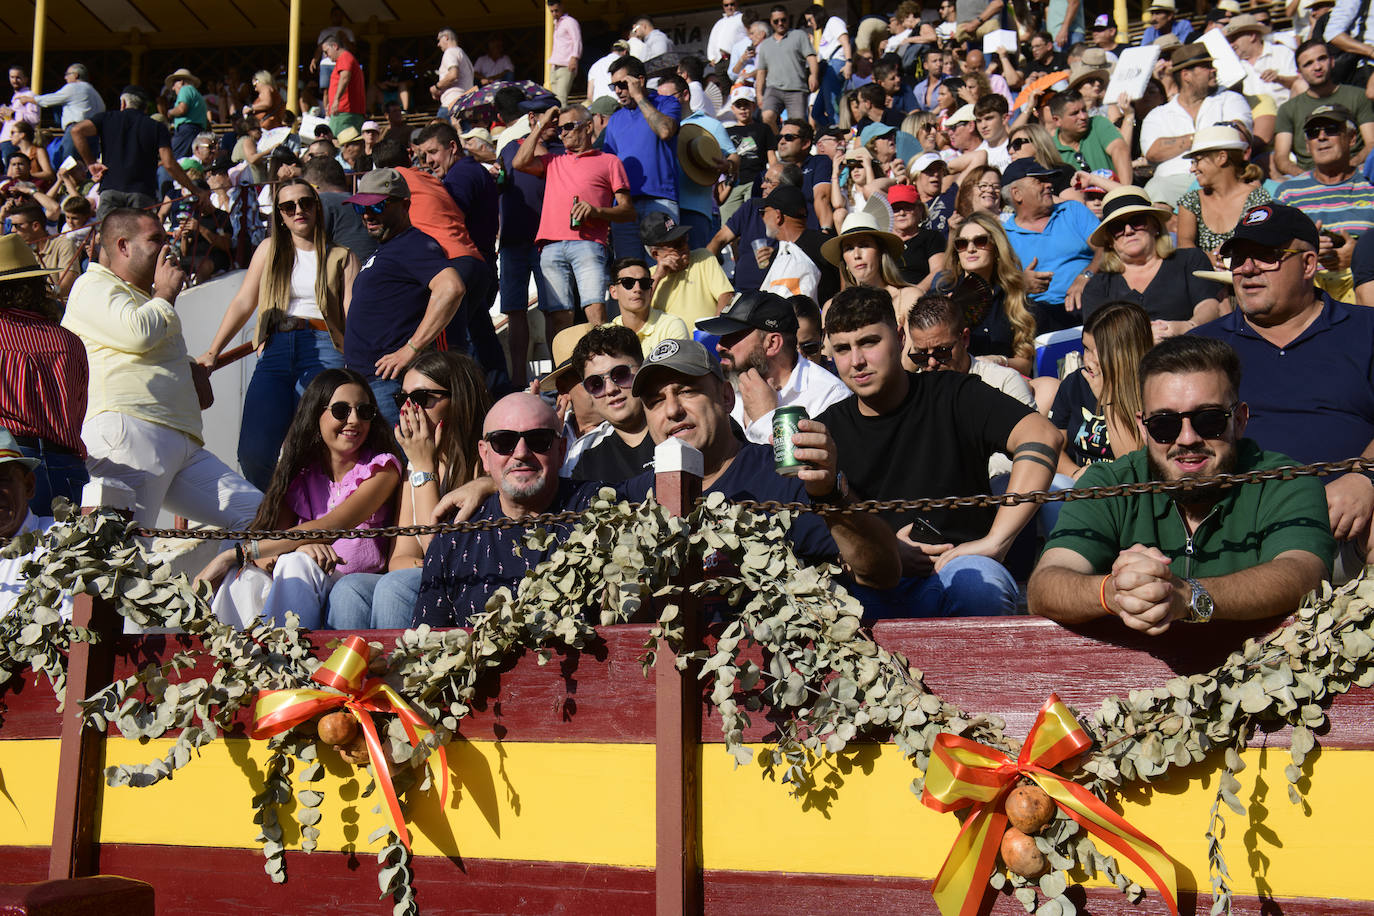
[1,0,1371,635]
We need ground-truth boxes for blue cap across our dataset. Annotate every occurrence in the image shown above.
[858,122,897,147]
[1002,158,1058,184]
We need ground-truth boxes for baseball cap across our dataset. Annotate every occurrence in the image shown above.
[887,184,920,206]
[640,211,691,247]
[760,185,807,219]
[1304,103,1356,132]
[945,104,976,127]
[630,339,724,398]
[587,95,619,117]
[697,290,800,337]
[0,427,40,470]
[1002,158,1058,184]
[1218,203,1320,256]
[1092,13,1112,28]
[346,167,410,206]
[728,86,757,107]
[859,121,898,146]
[361,120,381,133]
[912,152,947,173]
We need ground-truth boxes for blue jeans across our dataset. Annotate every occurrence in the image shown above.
[850,556,1020,620]
[539,240,609,313]
[365,375,403,429]
[499,242,552,314]
[326,569,423,629]
[15,442,89,516]
[238,328,345,491]
[448,255,512,397]
[611,196,680,262]
[811,57,846,125]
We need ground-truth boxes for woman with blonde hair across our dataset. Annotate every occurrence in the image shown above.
[932,211,1036,375]
[251,71,287,130]
[1177,124,1270,253]
[821,211,920,319]
[197,177,359,490]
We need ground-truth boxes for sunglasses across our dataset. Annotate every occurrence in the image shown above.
[778,133,803,141]
[325,401,377,422]
[615,276,653,290]
[351,201,388,216]
[908,345,956,366]
[611,80,631,91]
[954,233,991,252]
[484,428,560,455]
[582,363,636,397]
[277,197,316,216]
[771,17,788,23]
[1221,246,1306,272]
[557,119,588,134]
[1304,123,1345,140]
[891,203,918,213]
[799,340,824,357]
[1111,214,1153,237]
[392,387,449,410]
[1010,137,1033,152]
[1141,405,1237,444]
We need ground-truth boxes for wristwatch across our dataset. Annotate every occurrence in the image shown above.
[810,472,850,508]
[1183,577,1213,624]
[409,470,437,488]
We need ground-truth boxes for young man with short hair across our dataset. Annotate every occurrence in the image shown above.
[563,325,654,481]
[606,256,690,350]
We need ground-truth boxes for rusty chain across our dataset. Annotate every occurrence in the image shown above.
[122,456,1374,543]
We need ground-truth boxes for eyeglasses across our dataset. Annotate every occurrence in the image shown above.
[799,340,824,357]
[1304,123,1346,140]
[277,197,316,216]
[392,388,449,410]
[908,345,956,366]
[1010,137,1033,152]
[557,119,588,134]
[611,80,630,91]
[1221,246,1307,272]
[778,133,802,142]
[975,181,1001,193]
[1111,214,1153,237]
[615,276,653,290]
[325,401,378,422]
[352,201,388,216]
[954,233,991,252]
[1141,404,1238,444]
[582,364,637,397]
[483,428,560,455]
[771,17,788,24]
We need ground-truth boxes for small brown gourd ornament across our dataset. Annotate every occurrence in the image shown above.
[1005,784,1056,835]
[317,711,358,747]
[999,827,1049,879]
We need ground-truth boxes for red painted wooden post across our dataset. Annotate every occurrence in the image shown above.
[653,438,704,915]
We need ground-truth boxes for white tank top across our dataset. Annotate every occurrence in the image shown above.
[285,248,323,320]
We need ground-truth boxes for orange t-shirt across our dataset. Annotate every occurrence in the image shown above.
[396,167,482,261]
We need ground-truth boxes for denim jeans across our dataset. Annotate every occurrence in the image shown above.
[238,328,345,491]
[15,442,89,516]
[849,555,1020,620]
[325,568,423,629]
[449,255,512,397]
[611,196,680,262]
[366,375,403,429]
[539,240,609,313]
[499,242,552,314]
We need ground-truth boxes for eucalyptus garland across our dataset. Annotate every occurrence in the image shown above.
[3,496,1372,916]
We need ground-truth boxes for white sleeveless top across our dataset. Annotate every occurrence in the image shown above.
[285,248,323,320]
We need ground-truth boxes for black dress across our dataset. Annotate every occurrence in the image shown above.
[1080,248,1223,324]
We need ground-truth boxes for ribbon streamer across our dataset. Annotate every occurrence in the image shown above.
[921,694,1178,916]
[251,635,450,851]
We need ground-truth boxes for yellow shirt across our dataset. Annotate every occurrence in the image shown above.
[650,249,733,327]
[610,309,691,351]
[63,262,203,443]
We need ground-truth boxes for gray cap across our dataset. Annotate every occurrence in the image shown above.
[346,167,410,205]
[630,339,724,397]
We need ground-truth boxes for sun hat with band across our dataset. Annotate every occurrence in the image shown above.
[677,123,725,187]
[164,68,201,90]
[0,428,41,471]
[0,233,60,285]
[1170,44,1214,73]
[1089,187,1170,248]
[538,323,596,393]
[1225,13,1270,38]
[820,211,905,268]
[1183,124,1250,159]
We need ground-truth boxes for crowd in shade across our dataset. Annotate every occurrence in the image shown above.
[1,0,1371,636]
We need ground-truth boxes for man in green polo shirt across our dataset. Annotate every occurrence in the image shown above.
[1052,89,1132,182]
[1028,336,1333,635]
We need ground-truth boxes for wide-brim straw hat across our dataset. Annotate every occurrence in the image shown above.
[1225,14,1271,38]
[678,123,725,188]
[1089,187,1171,249]
[539,324,595,393]
[0,233,60,283]
[820,211,905,268]
[164,68,201,90]
[1184,124,1250,158]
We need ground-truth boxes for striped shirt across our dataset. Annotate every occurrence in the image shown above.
[0,308,89,455]
[1274,171,1374,236]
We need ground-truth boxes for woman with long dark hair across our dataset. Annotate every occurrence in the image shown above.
[197,177,358,490]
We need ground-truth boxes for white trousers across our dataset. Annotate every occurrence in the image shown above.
[83,412,262,528]
[211,552,336,630]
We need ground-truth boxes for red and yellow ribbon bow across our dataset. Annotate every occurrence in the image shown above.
[251,635,450,851]
[921,694,1178,916]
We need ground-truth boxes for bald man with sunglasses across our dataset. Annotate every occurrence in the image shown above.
[1029,335,1333,636]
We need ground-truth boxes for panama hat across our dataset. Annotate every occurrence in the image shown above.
[538,324,596,393]
[820,211,905,268]
[678,123,725,187]
[1184,124,1250,158]
[0,428,40,471]
[1225,14,1271,38]
[1089,186,1170,248]
[164,68,201,90]
[0,233,59,283]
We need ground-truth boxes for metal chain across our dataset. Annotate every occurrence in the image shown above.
[124,456,1374,543]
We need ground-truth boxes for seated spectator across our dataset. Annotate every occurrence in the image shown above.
[1191,203,1374,578]
[0,236,87,512]
[4,200,78,300]
[562,326,654,481]
[1083,187,1224,338]
[0,428,73,619]
[1006,123,1077,200]
[1273,41,1374,179]
[335,126,371,174]
[174,180,234,283]
[606,256,689,350]
[709,161,800,291]
[60,194,94,253]
[821,211,918,320]
[1227,14,1298,107]
[931,212,1037,376]
[643,212,734,326]
[698,290,851,445]
[303,155,377,263]
[1177,125,1270,257]
[889,185,946,291]
[1029,336,1334,634]
[754,185,840,302]
[196,369,402,630]
[1051,89,1132,182]
[951,165,1002,227]
[328,351,491,629]
[1001,157,1100,332]
[818,286,1062,618]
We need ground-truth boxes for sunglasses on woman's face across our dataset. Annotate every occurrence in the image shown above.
[325,401,377,422]
[483,428,560,455]
[1111,215,1153,237]
[392,388,449,410]
[582,364,636,397]
[799,340,824,357]
[615,276,653,291]
[1141,405,1237,444]
[277,197,316,217]
[954,233,991,252]
[1010,137,1033,152]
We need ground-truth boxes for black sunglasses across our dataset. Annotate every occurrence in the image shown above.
[611,80,631,91]
[277,197,316,216]
[325,401,378,422]
[799,340,824,357]
[393,387,449,410]
[484,428,560,455]
[351,201,388,216]
[615,276,653,290]
[1304,123,1345,140]
[557,119,588,134]
[778,132,803,141]
[1141,405,1238,444]
[1010,137,1033,151]
[582,364,636,397]
[908,345,956,366]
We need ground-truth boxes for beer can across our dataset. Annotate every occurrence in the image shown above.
[772,406,809,475]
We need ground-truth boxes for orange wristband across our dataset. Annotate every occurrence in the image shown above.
[1099,574,1113,615]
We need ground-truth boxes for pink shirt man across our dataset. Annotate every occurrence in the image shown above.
[549,13,583,68]
[535,148,630,245]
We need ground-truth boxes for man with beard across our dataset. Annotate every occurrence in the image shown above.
[698,290,850,445]
[1028,335,1333,635]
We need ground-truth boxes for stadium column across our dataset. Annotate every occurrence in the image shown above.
[544,2,554,90]
[287,0,302,114]
[31,0,46,95]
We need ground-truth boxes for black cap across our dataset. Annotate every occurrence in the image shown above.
[121,85,150,101]
[630,339,724,398]
[760,186,807,220]
[1218,203,1320,255]
[696,291,800,336]
[640,211,691,247]
[207,152,234,174]
[1002,158,1058,184]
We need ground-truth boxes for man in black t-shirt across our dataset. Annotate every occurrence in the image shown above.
[563,326,655,482]
[818,287,1064,618]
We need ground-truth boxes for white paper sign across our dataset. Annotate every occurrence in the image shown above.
[983,29,1019,55]
[1103,45,1160,103]
[1200,29,1248,91]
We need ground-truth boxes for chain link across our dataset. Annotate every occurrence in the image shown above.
[122,456,1374,543]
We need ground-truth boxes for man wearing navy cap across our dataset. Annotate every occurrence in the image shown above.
[754,185,839,302]
[1191,202,1374,580]
[1001,156,1100,331]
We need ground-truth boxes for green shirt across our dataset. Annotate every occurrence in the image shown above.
[1055,116,1123,177]
[1043,439,1335,579]
[1276,85,1374,170]
[173,84,208,129]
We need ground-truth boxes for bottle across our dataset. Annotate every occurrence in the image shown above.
[570,195,582,229]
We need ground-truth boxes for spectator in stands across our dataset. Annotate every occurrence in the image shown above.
[588,40,629,106]
[661,74,737,250]
[1090,14,1123,55]
[6,122,52,188]
[0,427,74,619]
[606,256,689,350]
[889,185,945,291]
[603,55,681,261]
[709,0,749,67]
[475,36,515,87]
[643,211,733,325]
[561,326,653,481]
[303,155,376,263]
[1030,335,1333,633]
[335,126,371,174]
[63,208,261,527]
[174,181,234,282]
[19,63,104,166]
[0,236,87,512]
[1052,89,1133,182]
[753,185,839,302]
[1177,125,1271,256]
[164,69,208,159]
[757,5,820,132]
[250,71,286,130]
[822,211,919,319]
[1140,0,1194,45]
[312,5,355,93]
[548,2,583,105]
[931,212,1037,376]
[1,67,40,169]
[1000,157,1099,331]
[1227,15,1299,107]
[322,35,366,135]
[1274,41,1374,177]
[433,28,475,117]
[6,201,78,300]
[698,290,851,445]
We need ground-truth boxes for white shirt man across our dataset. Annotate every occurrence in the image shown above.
[437,30,475,112]
[588,42,628,102]
[708,2,749,64]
